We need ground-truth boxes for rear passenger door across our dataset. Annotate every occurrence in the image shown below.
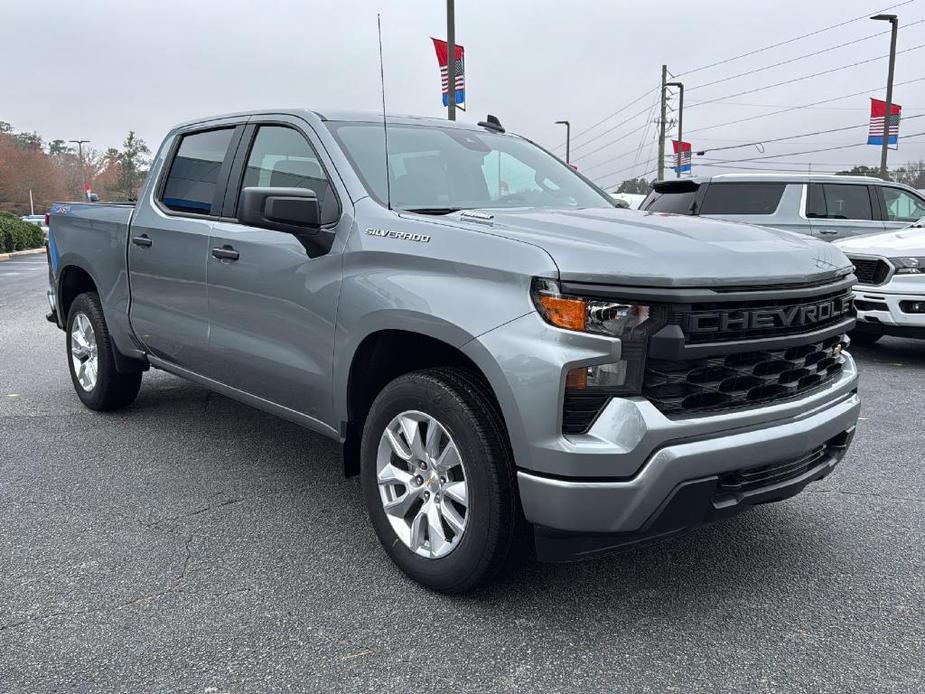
[204,118,346,424]
[805,183,884,240]
[129,124,242,371]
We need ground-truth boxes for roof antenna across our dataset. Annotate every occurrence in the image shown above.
[377,13,392,210]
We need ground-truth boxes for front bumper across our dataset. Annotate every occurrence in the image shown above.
[854,279,925,337]
[521,390,857,560]
[465,310,860,560]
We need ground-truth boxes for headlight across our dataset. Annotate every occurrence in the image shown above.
[531,278,666,396]
[890,257,925,274]
[531,278,651,337]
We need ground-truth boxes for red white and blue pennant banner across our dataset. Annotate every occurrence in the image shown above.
[432,38,465,110]
[672,140,692,174]
[868,98,901,146]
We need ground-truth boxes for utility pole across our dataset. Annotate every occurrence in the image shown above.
[69,139,91,200]
[872,13,899,179]
[657,65,667,181]
[446,0,456,121]
[666,81,684,178]
[555,120,571,164]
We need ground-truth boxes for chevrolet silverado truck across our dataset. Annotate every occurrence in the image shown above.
[46,109,860,592]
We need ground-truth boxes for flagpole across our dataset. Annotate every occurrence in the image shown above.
[446,0,456,121]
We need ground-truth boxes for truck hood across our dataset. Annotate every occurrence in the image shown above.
[834,225,925,258]
[454,207,852,288]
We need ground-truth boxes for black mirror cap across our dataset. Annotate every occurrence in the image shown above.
[239,186,321,234]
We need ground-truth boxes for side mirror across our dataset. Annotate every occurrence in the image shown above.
[239,186,321,234]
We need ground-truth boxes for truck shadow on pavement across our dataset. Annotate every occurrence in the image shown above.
[120,371,851,618]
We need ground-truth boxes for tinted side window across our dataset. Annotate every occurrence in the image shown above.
[699,183,786,215]
[806,184,826,218]
[241,125,338,225]
[642,190,698,214]
[161,129,235,214]
[808,183,873,220]
[882,187,925,222]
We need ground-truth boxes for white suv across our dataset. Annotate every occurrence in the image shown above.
[835,219,925,344]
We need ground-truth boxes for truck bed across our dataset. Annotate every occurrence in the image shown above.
[48,201,137,357]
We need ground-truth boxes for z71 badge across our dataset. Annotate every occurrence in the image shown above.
[366,228,431,243]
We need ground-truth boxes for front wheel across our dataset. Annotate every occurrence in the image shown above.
[66,292,142,410]
[360,368,518,593]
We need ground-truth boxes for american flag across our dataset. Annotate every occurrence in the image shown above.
[432,38,465,109]
[868,98,901,146]
[672,140,692,174]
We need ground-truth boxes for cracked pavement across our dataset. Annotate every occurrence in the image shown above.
[2,253,924,693]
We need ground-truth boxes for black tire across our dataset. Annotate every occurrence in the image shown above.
[848,330,882,346]
[360,367,518,593]
[66,292,142,411]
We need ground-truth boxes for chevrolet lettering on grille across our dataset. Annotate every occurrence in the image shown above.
[686,294,853,335]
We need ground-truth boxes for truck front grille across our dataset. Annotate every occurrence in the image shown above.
[679,288,853,344]
[643,334,847,416]
[715,446,827,498]
[848,257,891,286]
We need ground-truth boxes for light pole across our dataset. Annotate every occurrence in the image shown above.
[555,120,571,164]
[871,13,899,179]
[665,82,684,178]
[69,139,91,200]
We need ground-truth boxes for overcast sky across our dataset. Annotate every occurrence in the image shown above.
[5,0,924,187]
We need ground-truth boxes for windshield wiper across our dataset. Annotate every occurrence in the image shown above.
[402,207,462,215]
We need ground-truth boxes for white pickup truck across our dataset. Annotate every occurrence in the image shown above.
[836,218,925,344]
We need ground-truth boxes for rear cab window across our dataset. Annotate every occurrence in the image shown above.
[641,181,700,214]
[160,128,236,215]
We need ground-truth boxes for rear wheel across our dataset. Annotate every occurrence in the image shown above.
[66,293,142,410]
[360,368,518,593]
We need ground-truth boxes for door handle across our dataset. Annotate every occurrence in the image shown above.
[211,245,240,261]
[132,234,153,247]
[818,230,839,235]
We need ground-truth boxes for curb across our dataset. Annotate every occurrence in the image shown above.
[0,247,46,262]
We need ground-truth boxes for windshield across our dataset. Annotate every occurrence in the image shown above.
[326,121,613,212]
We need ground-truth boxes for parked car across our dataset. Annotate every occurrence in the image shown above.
[46,109,860,592]
[609,192,646,209]
[640,173,925,241]
[835,225,925,344]
[21,214,49,236]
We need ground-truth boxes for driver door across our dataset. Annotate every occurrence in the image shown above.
[205,118,346,424]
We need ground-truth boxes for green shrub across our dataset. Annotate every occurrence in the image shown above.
[0,212,46,253]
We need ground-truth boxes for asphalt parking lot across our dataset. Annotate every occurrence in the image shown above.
[1,252,924,693]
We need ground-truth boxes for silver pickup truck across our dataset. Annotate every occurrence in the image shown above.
[46,109,860,592]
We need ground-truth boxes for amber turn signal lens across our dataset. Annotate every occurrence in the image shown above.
[538,295,586,331]
[565,367,588,390]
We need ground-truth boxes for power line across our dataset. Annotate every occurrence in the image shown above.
[694,116,925,155]
[554,85,659,151]
[687,20,925,93]
[686,76,925,135]
[687,44,925,110]
[575,118,660,171]
[569,101,661,156]
[676,0,915,77]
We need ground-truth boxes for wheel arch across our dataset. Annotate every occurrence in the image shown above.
[339,325,511,477]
